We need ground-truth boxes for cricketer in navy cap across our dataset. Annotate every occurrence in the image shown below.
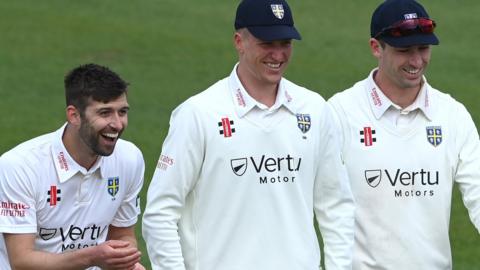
[326,1,480,270]
[142,0,357,270]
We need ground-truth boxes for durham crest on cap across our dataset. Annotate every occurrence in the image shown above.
[271,4,285,19]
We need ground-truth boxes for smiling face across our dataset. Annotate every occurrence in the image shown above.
[78,93,129,156]
[235,29,292,91]
[372,39,431,93]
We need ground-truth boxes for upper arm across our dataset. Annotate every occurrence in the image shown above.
[111,146,145,228]
[144,102,205,217]
[0,157,38,234]
[327,96,349,153]
[142,102,205,269]
[454,105,480,232]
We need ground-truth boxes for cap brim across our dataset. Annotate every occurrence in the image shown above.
[247,25,301,41]
[383,33,439,48]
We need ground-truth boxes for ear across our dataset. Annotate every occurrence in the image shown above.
[66,105,81,126]
[369,38,382,59]
[234,31,244,54]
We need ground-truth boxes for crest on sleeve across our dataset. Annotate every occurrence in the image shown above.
[107,177,119,198]
[271,4,284,19]
[296,114,311,134]
[426,126,442,147]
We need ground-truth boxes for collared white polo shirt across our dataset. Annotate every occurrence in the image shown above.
[143,64,355,270]
[328,68,480,270]
[0,124,144,270]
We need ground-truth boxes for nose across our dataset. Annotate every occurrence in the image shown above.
[269,41,291,60]
[271,46,288,61]
[109,113,124,130]
[409,49,424,67]
[271,49,284,61]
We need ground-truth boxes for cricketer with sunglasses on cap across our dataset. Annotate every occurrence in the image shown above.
[328,0,480,269]
[143,0,355,269]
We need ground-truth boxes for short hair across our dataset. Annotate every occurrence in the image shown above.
[64,63,129,113]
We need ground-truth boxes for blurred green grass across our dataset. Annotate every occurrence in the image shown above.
[0,1,478,268]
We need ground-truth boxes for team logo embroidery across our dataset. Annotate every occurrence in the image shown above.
[296,114,311,133]
[231,158,248,176]
[47,186,61,206]
[271,4,284,19]
[218,117,235,138]
[235,89,246,107]
[426,126,442,147]
[404,13,418,19]
[57,152,69,171]
[107,177,119,197]
[360,127,376,146]
[39,228,57,240]
[370,87,382,107]
[365,170,382,188]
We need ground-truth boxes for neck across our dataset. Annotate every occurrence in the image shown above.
[374,70,422,109]
[62,124,98,170]
[236,65,279,108]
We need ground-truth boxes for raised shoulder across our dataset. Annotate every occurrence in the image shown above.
[169,77,235,125]
[184,78,230,108]
[283,78,327,103]
[428,86,473,119]
[280,78,331,116]
[0,132,55,172]
[329,80,366,107]
[328,80,367,120]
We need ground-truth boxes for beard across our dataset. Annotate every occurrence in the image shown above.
[78,118,120,157]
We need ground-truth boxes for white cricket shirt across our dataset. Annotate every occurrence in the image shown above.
[328,69,480,270]
[0,124,144,270]
[143,64,355,270]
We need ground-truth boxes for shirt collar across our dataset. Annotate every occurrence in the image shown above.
[51,123,105,183]
[409,81,432,120]
[365,68,433,120]
[228,63,296,117]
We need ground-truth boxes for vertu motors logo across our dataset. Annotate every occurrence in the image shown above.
[365,170,382,188]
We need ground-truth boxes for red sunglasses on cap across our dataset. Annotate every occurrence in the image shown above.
[375,18,436,39]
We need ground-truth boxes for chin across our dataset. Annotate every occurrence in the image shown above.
[266,76,282,85]
[95,145,116,157]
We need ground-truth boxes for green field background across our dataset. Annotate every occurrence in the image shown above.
[0,1,478,269]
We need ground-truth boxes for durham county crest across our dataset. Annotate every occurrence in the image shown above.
[271,4,284,19]
[107,177,119,197]
[296,114,311,134]
[426,126,442,147]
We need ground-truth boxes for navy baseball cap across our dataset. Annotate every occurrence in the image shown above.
[371,0,439,47]
[234,0,301,41]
